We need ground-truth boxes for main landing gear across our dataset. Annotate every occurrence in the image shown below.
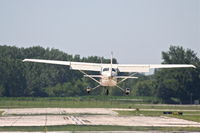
[86,87,92,94]
[86,86,130,95]
[125,88,130,95]
[86,85,101,94]
[86,86,110,95]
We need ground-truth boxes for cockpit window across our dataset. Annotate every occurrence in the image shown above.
[103,68,109,71]
[102,68,117,72]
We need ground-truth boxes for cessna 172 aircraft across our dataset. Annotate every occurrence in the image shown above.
[23,54,195,95]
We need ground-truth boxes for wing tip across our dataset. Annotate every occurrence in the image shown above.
[23,59,32,62]
[192,65,196,68]
[22,59,27,62]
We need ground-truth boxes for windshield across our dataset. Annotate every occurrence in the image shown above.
[103,68,116,72]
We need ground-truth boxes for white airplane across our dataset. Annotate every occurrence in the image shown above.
[23,54,196,95]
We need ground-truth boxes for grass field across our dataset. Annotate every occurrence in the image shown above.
[0,111,3,116]
[0,125,200,132]
[0,96,157,108]
[116,110,200,122]
[0,96,200,110]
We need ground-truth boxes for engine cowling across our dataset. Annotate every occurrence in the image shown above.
[125,88,130,95]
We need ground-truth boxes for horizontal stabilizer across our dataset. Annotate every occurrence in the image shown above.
[115,76,138,79]
[84,75,102,78]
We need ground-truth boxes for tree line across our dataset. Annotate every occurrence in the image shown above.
[0,45,115,97]
[0,45,199,104]
[132,46,200,104]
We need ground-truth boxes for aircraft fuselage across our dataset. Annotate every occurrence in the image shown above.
[100,67,118,86]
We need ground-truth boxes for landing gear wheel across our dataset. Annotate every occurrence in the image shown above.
[86,87,91,94]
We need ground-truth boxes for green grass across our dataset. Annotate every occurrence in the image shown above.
[171,115,200,123]
[0,96,157,108]
[116,110,200,122]
[0,111,3,116]
[0,96,199,110]
[0,125,200,132]
[117,110,163,116]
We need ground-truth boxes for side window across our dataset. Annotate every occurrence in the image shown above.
[103,68,109,71]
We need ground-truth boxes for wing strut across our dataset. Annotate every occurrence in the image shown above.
[79,70,101,84]
[115,85,125,91]
[117,73,137,84]
[91,85,101,91]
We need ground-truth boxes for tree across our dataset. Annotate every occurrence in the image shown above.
[0,45,116,97]
[0,45,199,100]
[134,80,156,96]
[155,46,200,103]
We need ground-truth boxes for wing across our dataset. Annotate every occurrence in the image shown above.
[23,59,196,73]
[23,59,102,71]
[114,64,196,73]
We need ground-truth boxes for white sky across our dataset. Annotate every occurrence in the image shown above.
[0,0,199,63]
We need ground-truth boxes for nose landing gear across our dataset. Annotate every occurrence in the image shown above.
[106,89,109,95]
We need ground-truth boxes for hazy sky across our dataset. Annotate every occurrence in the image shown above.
[0,0,199,63]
